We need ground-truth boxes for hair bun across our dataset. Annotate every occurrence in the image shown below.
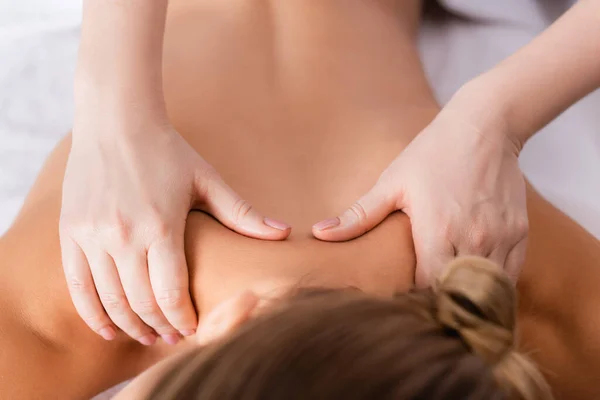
[434,256,516,365]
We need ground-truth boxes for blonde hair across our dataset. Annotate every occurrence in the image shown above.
[434,256,552,399]
[149,256,552,400]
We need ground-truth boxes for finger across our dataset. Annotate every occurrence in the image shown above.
[312,181,397,242]
[504,237,528,284]
[413,232,456,289]
[148,235,198,336]
[115,251,181,344]
[60,234,116,340]
[196,174,290,240]
[86,249,157,345]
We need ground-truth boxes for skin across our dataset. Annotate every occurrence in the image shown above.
[0,0,599,399]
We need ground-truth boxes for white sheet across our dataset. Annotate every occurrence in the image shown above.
[0,1,598,399]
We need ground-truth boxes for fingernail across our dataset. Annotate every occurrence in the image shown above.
[264,217,290,231]
[313,218,340,231]
[180,329,196,336]
[99,326,116,341]
[161,333,181,345]
[138,333,157,346]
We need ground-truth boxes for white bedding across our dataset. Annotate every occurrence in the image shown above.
[0,1,598,399]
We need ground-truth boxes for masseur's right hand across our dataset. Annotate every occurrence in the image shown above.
[313,84,528,287]
[60,116,291,346]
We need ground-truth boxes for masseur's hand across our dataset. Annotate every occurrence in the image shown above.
[313,88,528,286]
[60,119,290,346]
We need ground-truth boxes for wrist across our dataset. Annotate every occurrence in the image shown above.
[75,66,166,106]
[448,76,523,155]
[74,73,168,131]
[72,85,170,144]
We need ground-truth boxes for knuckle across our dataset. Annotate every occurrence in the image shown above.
[62,219,93,240]
[130,299,159,317]
[99,293,129,314]
[110,217,133,246]
[156,288,186,310]
[348,202,368,229]
[149,216,171,239]
[72,226,96,242]
[67,276,92,292]
[58,218,75,236]
[514,217,529,238]
[81,313,107,330]
[232,199,253,226]
[84,211,133,247]
[469,228,488,253]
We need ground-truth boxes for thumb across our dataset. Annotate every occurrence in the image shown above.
[196,174,291,240]
[313,181,399,241]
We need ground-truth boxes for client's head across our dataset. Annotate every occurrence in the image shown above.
[120,257,552,400]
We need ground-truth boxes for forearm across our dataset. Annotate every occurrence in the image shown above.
[463,0,600,150]
[75,0,169,123]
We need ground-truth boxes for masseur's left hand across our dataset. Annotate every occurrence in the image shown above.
[312,87,528,286]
